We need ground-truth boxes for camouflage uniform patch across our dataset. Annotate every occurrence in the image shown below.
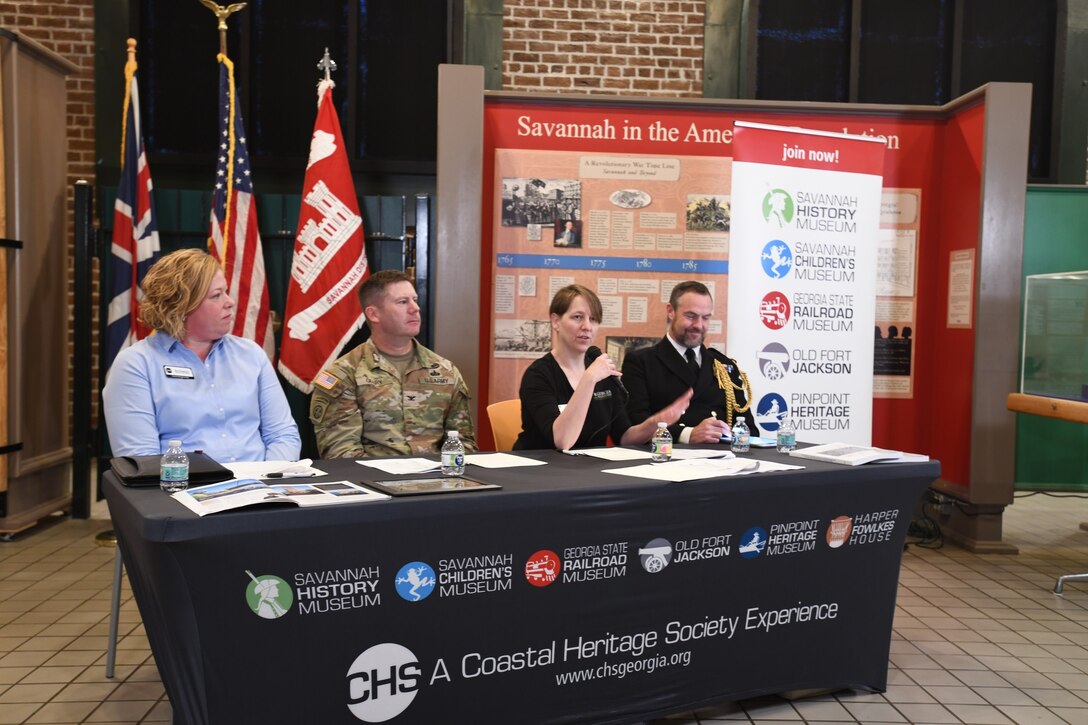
[310,339,477,458]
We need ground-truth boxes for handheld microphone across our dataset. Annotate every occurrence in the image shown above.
[585,346,629,399]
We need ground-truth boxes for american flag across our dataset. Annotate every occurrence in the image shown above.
[208,55,274,357]
[106,49,160,371]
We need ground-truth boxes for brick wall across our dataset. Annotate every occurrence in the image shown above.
[0,0,97,428]
[503,0,705,97]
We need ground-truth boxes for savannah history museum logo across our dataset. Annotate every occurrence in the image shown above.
[525,549,561,587]
[244,571,292,619]
[762,189,794,228]
[346,642,422,722]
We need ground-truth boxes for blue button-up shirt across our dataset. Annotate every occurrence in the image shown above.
[103,333,301,462]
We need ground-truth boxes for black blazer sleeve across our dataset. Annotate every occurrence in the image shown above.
[621,348,654,429]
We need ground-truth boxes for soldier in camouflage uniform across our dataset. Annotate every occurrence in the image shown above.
[310,270,477,458]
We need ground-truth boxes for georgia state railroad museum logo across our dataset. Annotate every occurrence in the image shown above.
[762,188,794,227]
[245,571,293,619]
[525,549,561,587]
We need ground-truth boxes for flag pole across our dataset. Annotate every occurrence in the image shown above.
[198,0,247,56]
[199,0,247,264]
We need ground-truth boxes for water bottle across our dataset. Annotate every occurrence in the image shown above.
[776,417,797,452]
[160,440,189,493]
[441,430,465,476]
[651,422,672,462]
[730,418,750,454]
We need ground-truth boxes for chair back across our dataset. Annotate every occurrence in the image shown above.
[486,399,523,452]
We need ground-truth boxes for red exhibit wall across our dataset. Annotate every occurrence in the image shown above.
[477,96,985,485]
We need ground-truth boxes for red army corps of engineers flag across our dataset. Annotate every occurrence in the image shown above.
[279,80,368,392]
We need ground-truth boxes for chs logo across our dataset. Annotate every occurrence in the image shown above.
[762,189,794,227]
[346,643,422,722]
[244,571,292,619]
[525,550,561,587]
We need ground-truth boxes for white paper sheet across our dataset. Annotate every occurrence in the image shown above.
[356,458,442,475]
[465,453,548,468]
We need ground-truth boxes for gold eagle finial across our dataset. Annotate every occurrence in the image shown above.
[199,0,247,54]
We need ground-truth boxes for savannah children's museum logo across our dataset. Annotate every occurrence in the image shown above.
[395,562,436,602]
[244,571,293,619]
[638,538,673,573]
[761,240,793,279]
[525,549,561,587]
[346,642,422,722]
[762,189,794,227]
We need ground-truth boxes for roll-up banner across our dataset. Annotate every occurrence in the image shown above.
[728,122,886,445]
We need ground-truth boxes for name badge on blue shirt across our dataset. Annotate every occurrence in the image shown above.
[163,365,194,379]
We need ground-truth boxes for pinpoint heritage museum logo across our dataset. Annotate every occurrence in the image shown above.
[394,562,436,602]
[244,571,293,619]
[738,527,768,559]
[346,642,422,722]
[762,188,795,227]
[638,538,673,573]
[525,549,561,587]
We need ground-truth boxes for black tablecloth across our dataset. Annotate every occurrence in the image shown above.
[105,447,939,725]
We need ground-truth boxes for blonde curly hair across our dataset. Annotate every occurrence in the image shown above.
[138,249,222,340]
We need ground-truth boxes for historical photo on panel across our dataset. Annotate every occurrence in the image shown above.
[686,194,730,232]
[501,177,582,227]
[605,335,658,369]
[494,319,552,359]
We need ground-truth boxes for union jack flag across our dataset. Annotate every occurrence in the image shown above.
[106,48,160,371]
[208,54,274,357]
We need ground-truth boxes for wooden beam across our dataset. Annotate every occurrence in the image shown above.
[1007,392,1088,424]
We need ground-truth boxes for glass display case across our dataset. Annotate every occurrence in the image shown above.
[1021,270,1088,401]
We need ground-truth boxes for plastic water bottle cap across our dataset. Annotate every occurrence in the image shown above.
[447,431,458,438]
[168,439,182,447]
[657,422,666,428]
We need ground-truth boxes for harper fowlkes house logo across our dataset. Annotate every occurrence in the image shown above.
[826,509,900,548]
[346,642,422,723]
[395,562,436,602]
[245,571,292,619]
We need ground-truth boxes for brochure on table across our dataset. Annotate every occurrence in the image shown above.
[172,478,389,516]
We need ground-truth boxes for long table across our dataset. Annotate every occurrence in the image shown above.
[104,448,939,725]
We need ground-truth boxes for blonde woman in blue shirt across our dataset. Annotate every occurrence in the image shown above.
[103,249,300,463]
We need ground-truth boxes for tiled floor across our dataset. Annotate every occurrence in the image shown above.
[3,493,1088,724]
